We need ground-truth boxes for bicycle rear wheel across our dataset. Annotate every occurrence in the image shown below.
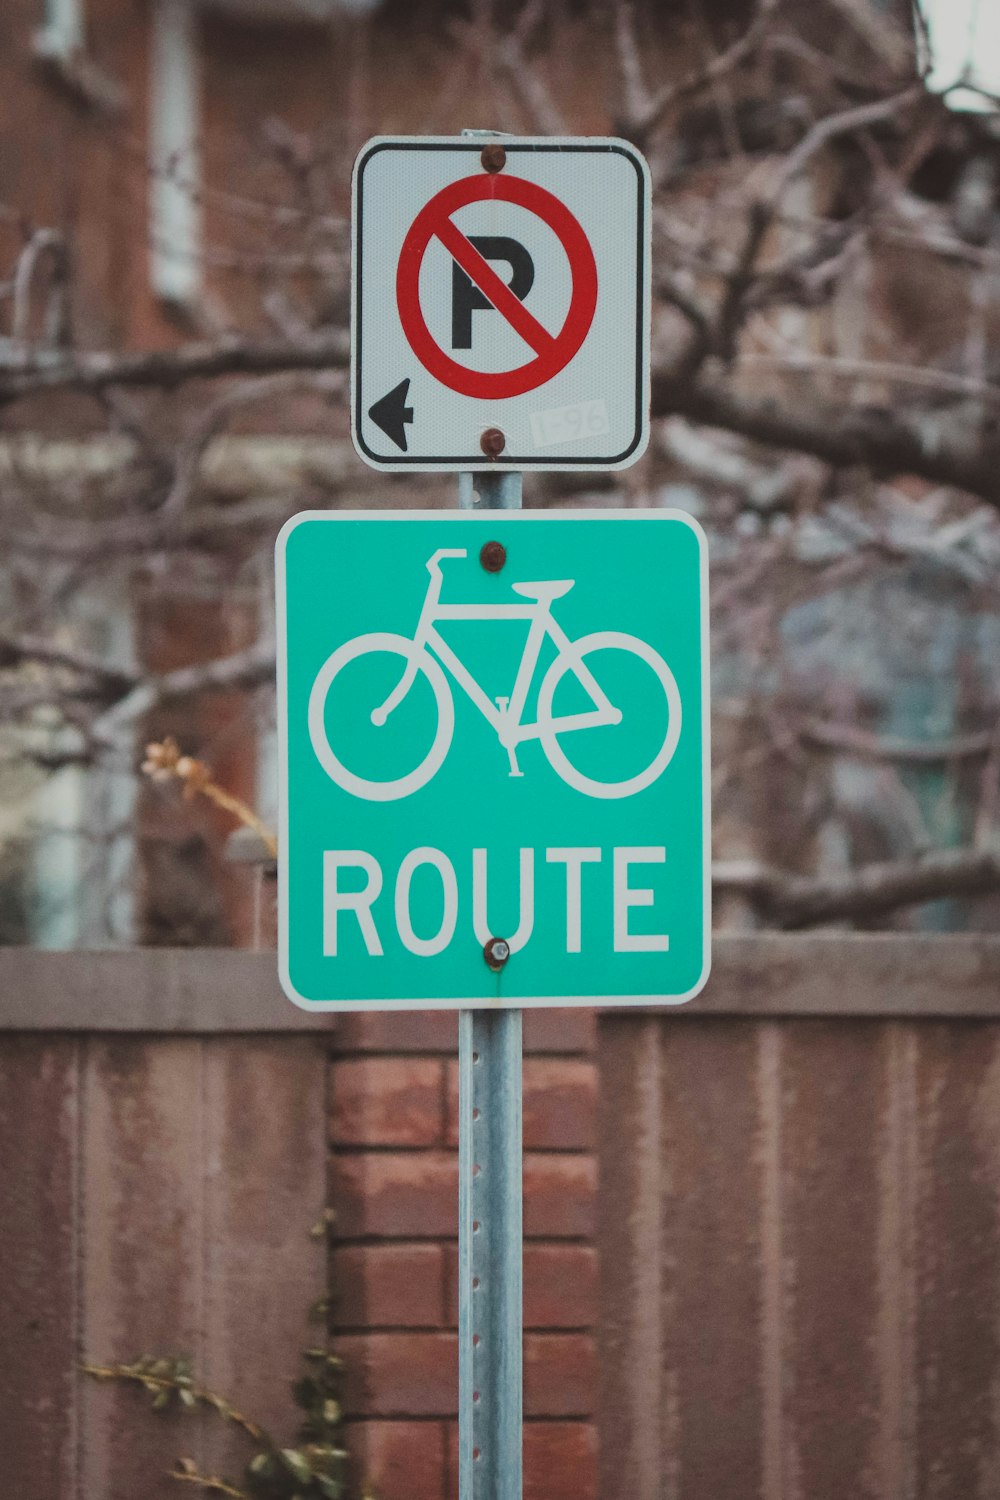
[308,632,453,802]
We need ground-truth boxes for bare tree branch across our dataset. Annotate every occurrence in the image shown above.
[714,846,1000,927]
[92,640,275,744]
[766,84,926,205]
[798,721,1000,764]
[0,333,349,404]
[652,368,1000,505]
[0,632,135,691]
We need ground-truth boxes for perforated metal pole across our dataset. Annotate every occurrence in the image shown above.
[458,467,523,1500]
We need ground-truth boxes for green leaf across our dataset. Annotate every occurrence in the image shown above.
[292,1376,319,1409]
[280,1448,314,1484]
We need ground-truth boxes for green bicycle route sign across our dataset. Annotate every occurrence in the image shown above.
[276,510,709,1010]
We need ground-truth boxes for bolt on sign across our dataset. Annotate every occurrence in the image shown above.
[276,511,709,1010]
[351,135,651,470]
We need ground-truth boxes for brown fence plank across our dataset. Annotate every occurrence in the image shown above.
[599,1019,767,1498]
[598,1017,661,1499]
[914,1023,1000,1500]
[0,1037,79,1500]
[779,1020,883,1500]
[79,1037,208,1500]
[200,1037,329,1475]
[661,1020,765,1499]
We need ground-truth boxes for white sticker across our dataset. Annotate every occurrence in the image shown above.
[529,398,610,448]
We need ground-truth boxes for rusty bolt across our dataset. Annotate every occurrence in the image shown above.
[480,540,506,573]
[484,937,510,971]
[480,427,506,458]
[481,144,506,174]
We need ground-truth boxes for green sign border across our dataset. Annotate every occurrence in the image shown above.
[276,509,710,1011]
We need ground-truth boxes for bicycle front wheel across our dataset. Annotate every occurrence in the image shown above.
[538,630,682,799]
[307,632,453,802]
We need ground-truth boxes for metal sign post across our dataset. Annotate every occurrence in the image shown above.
[458,468,523,1500]
[277,121,705,1500]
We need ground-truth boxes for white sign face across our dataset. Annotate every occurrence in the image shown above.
[351,136,651,473]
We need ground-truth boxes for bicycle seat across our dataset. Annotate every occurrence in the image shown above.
[510,580,574,602]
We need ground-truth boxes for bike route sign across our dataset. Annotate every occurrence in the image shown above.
[352,136,650,472]
[276,510,709,1010]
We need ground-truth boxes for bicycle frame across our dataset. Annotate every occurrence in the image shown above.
[374,549,619,761]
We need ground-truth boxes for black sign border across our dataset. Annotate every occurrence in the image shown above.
[354,139,648,470]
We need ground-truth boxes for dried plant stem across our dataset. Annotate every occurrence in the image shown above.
[171,1471,251,1500]
[81,1364,267,1445]
[197,781,278,859]
[142,738,278,858]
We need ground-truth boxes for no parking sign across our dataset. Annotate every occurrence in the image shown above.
[352,136,651,471]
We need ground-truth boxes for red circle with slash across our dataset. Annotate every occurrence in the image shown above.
[396,173,598,400]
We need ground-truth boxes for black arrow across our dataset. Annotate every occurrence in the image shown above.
[368,378,414,452]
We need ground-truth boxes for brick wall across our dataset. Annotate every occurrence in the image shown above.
[330,1009,598,1500]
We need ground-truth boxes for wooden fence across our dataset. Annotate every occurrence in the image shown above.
[4,937,1000,1499]
[0,950,333,1500]
[598,933,1000,1500]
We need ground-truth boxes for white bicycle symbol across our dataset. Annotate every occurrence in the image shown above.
[308,547,682,801]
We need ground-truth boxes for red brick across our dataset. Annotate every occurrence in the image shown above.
[344,1421,446,1500]
[333,1244,446,1329]
[524,1009,596,1054]
[445,1059,597,1150]
[444,1243,597,1329]
[334,1011,458,1053]
[525,1334,596,1417]
[331,1151,457,1238]
[332,1058,445,1147]
[333,1152,591,1238]
[445,1421,597,1500]
[524,1422,598,1500]
[335,1332,457,1416]
[524,1244,597,1327]
[332,1007,594,1057]
[524,1154,596,1237]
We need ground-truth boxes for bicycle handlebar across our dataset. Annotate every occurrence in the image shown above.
[426,548,468,574]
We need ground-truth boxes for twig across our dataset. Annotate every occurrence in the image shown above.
[625,0,780,145]
[766,84,925,205]
[739,351,1000,409]
[11,230,65,344]
[455,8,568,135]
[143,738,278,859]
[613,0,652,130]
[171,1469,250,1499]
[156,370,343,521]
